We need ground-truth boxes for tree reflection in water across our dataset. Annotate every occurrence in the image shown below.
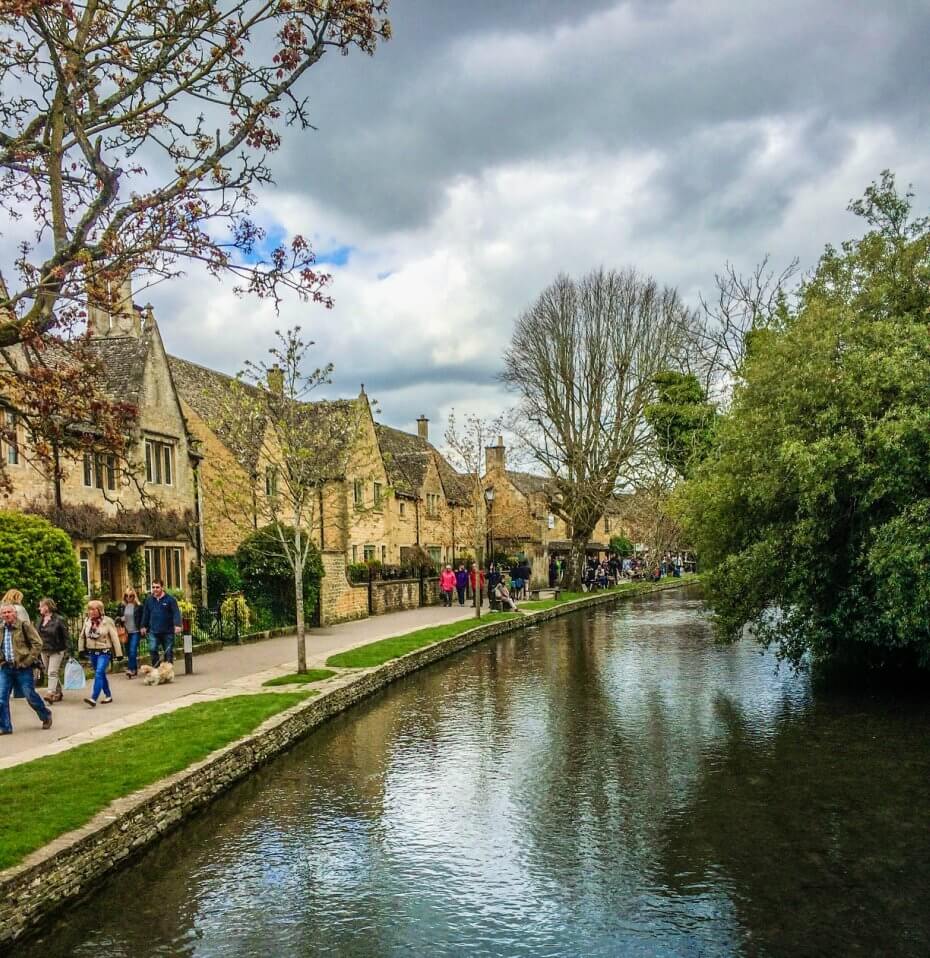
[19,588,930,958]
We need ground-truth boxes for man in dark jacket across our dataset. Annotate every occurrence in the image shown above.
[140,579,182,667]
[0,603,53,733]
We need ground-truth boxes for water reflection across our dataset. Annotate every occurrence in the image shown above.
[19,588,930,957]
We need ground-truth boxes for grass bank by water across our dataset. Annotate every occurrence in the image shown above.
[0,692,310,871]
[262,670,335,687]
[327,614,520,669]
[522,575,698,611]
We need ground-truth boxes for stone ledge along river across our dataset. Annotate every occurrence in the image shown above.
[20,587,930,957]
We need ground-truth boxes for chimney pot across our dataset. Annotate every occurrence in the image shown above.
[416,415,429,441]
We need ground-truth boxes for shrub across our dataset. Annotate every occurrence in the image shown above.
[0,511,85,617]
[235,524,323,620]
[206,556,242,604]
[220,593,250,631]
[347,562,370,584]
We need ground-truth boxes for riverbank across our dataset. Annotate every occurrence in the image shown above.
[0,576,692,949]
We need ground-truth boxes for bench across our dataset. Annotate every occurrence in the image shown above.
[529,589,540,600]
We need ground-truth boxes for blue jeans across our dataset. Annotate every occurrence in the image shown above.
[90,651,112,701]
[0,665,51,732]
[126,631,141,673]
[149,632,174,667]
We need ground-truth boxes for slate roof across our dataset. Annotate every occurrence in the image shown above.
[505,470,556,497]
[168,354,356,474]
[84,336,150,406]
[375,423,470,504]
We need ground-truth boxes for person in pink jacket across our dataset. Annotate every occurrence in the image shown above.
[439,565,456,607]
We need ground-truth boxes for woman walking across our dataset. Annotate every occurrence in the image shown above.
[1,588,30,624]
[118,588,142,678]
[78,600,122,707]
[37,597,69,704]
[454,565,469,606]
[440,565,456,607]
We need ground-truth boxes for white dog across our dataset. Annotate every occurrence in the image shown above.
[139,662,175,686]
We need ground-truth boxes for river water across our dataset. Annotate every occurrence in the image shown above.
[21,588,930,957]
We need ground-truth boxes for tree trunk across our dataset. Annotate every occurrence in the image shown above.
[566,531,589,591]
[293,528,307,674]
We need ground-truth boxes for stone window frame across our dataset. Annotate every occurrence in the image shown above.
[373,481,383,511]
[363,544,375,562]
[144,545,184,590]
[82,451,117,491]
[3,409,20,467]
[353,479,364,508]
[144,438,175,487]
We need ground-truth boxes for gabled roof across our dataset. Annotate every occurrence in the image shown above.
[168,354,357,475]
[375,423,470,504]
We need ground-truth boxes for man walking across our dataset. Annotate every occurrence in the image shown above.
[0,603,53,734]
[140,579,182,667]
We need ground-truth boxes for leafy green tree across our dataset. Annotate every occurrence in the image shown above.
[676,173,930,671]
[645,371,717,477]
[236,524,324,624]
[0,511,85,617]
[608,535,634,558]
[205,557,242,607]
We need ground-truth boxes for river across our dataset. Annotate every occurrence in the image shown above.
[20,587,930,957]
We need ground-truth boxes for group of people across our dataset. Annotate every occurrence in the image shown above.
[0,579,182,735]
[438,562,523,612]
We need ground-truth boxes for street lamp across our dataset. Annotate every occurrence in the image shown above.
[484,486,495,565]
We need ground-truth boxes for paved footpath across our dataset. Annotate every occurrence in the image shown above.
[0,603,481,771]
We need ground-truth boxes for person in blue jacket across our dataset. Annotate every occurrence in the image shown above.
[454,565,469,606]
[140,579,182,667]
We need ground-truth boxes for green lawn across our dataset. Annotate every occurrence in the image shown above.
[0,692,310,871]
[521,576,696,611]
[262,669,335,687]
[326,614,520,669]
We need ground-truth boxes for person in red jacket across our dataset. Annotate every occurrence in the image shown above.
[469,563,486,608]
[439,565,456,607]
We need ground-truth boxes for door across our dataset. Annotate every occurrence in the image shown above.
[99,554,120,602]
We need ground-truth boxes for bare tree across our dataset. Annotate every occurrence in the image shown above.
[211,327,363,672]
[443,410,504,619]
[501,267,687,590]
[689,255,800,402]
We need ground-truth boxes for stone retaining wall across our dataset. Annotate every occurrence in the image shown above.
[0,578,690,949]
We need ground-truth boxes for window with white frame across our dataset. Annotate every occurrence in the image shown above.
[363,545,375,562]
[144,439,174,486]
[373,482,383,510]
[352,545,358,563]
[426,493,440,517]
[353,479,364,507]
[82,452,116,490]
[79,549,91,597]
[3,410,19,466]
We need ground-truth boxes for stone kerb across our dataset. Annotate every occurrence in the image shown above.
[0,578,691,948]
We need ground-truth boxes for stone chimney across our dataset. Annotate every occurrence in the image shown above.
[267,363,284,395]
[485,435,506,472]
[87,275,140,337]
[416,415,429,441]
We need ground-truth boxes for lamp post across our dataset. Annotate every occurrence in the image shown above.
[484,486,494,566]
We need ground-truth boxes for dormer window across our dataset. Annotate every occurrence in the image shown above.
[145,439,174,486]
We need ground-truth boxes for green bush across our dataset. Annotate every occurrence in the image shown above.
[0,511,85,617]
[206,556,241,604]
[347,562,370,584]
[235,523,323,620]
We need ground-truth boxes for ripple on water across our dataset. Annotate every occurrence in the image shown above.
[17,588,930,958]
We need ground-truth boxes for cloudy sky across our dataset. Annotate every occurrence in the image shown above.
[149,0,930,439]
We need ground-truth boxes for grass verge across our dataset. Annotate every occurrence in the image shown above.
[0,692,310,872]
[327,614,520,669]
[262,669,336,687]
[520,575,697,611]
